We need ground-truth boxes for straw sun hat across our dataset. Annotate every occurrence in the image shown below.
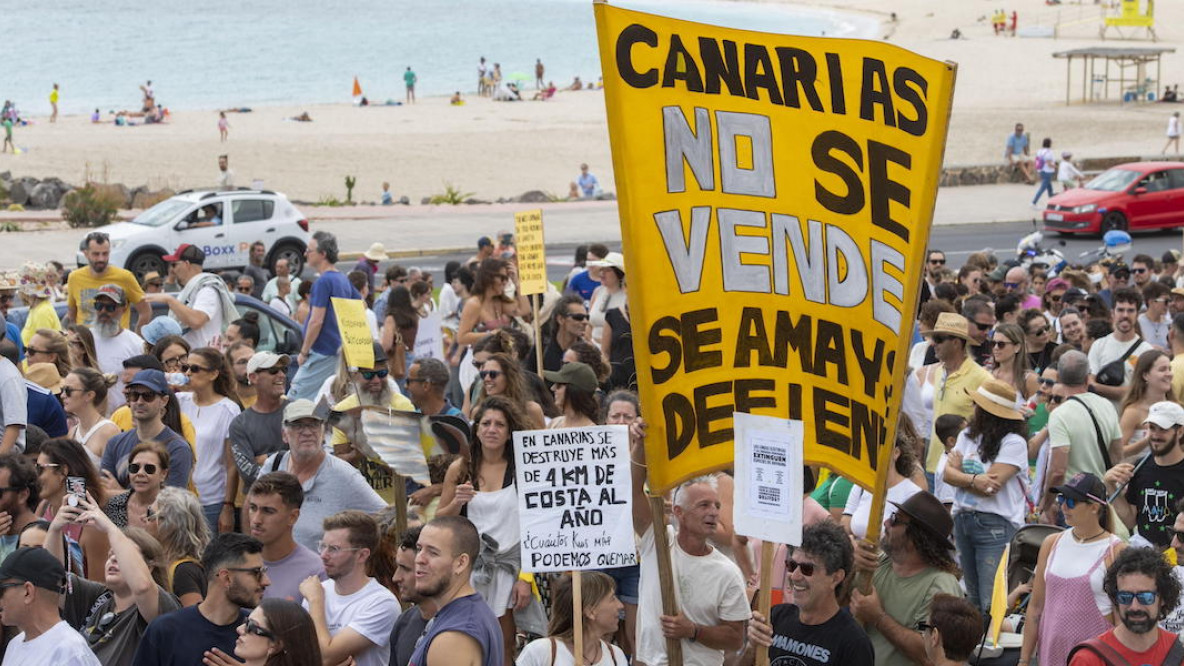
[921,312,970,341]
[967,378,1023,421]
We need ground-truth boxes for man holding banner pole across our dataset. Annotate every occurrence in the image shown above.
[630,425,750,666]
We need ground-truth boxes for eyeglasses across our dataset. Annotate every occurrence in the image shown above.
[60,386,81,397]
[123,390,159,403]
[991,340,1011,349]
[972,320,993,331]
[181,364,211,374]
[565,313,589,322]
[359,369,389,380]
[928,259,946,265]
[785,560,817,576]
[256,366,284,375]
[226,566,269,581]
[316,541,361,556]
[285,421,322,433]
[93,301,120,313]
[25,347,52,356]
[35,462,60,472]
[162,357,184,369]
[242,618,276,640]
[1055,494,1079,509]
[1115,590,1159,606]
[128,463,158,475]
[1028,326,1049,336]
[479,370,502,380]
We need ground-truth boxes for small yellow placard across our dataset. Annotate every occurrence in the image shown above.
[515,209,547,296]
[332,297,375,369]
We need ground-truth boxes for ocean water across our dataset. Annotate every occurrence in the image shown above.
[3,0,877,114]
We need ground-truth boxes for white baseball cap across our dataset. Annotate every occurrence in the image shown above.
[1145,401,1184,429]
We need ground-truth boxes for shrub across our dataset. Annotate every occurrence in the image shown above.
[429,183,473,205]
[61,183,121,228]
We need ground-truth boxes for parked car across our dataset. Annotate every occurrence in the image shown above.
[75,189,310,279]
[1042,161,1184,235]
[6,294,304,357]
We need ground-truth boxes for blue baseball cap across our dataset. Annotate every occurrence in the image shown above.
[127,369,169,395]
[141,316,183,346]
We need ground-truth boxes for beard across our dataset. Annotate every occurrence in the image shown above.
[358,384,390,407]
[96,320,120,338]
[227,578,260,609]
[416,571,450,599]
[1121,608,1158,634]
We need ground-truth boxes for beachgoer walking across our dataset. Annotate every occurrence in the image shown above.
[218,111,229,142]
[535,58,545,89]
[1032,137,1057,207]
[404,67,417,104]
[1059,151,1086,191]
[478,56,488,96]
[2,116,12,154]
[49,84,59,123]
[1164,111,1180,155]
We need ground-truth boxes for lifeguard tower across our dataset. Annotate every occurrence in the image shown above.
[1101,0,1156,41]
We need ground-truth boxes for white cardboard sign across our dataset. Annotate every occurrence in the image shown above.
[733,412,804,546]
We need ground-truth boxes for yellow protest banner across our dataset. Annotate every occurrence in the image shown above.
[332,297,375,369]
[595,4,956,493]
[515,209,547,296]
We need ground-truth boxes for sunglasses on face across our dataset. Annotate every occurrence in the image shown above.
[359,369,389,380]
[785,559,817,577]
[565,312,589,322]
[931,335,953,345]
[929,259,946,265]
[1173,530,1184,544]
[1048,294,1062,302]
[124,390,158,403]
[480,370,503,380]
[162,357,183,368]
[972,320,993,331]
[1003,282,1021,290]
[181,364,211,374]
[1039,378,1056,387]
[128,463,158,475]
[25,347,52,356]
[93,301,119,312]
[1115,590,1158,606]
[242,618,276,640]
[1132,268,1148,274]
[1055,494,1079,509]
[226,565,269,581]
[1028,326,1049,336]
[60,386,82,397]
[1049,394,1066,404]
[991,340,1012,349]
[256,366,284,375]
[237,286,252,294]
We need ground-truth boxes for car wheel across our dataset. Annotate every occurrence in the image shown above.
[270,241,305,277]
[1101,211,1128,234]
[127,251,167,280]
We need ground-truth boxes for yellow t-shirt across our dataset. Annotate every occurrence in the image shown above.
[1173,354,1184,406]
[331,391,416,503]
[925,356,991,472]
[22,299,62,344]
[66,267,145,328]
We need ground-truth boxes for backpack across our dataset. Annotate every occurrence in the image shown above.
[1067,635,1184,666]
[1035,151,1046,171]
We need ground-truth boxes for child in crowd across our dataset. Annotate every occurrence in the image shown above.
[932,413,967,507]
[1057,151,1085,191]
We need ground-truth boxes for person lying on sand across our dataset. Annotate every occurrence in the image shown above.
[289,111,313,122]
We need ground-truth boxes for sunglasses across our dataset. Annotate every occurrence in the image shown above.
[1003,282,1021,290]
[991,340,1011,349]
[60,386,82,397]
[93,301,120,312]
[162,357,184,368]
[1048,294,1062,302]
[181,364,212,374]
[785,559,817,576]
[972,320,993,331]
[1115,590,1159,606]
[123,390,159,403]
[564,313,589,322]
[237,287,252,294]
[1049,394,1066,405]
[1039,378,1056,386]
[128,463,158,475]
[359,369,389,380]
[256,366,284,375]
[1173,530,1184,544]
[226,565,269,581]
[928,259,946,265]
[1028,326,1049,336]
[242,618,276,640]
[1055,494,1079,509]
[480,370,503,380]
[25,347,52,356]
[1132,267,1148,274]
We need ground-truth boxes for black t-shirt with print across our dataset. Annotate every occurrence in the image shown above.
[1125,456,1184,548]
[767,604,874,666]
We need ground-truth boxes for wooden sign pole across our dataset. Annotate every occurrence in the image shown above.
[392,472,408,538]
[573,570,584,666]
[754,541,776,666]
[649,495,683,665]
[533,296,544,377]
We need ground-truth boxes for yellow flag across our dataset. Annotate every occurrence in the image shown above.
[989,543,1011,647]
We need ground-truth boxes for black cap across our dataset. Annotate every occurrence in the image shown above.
[0,547,66,592]
[1109,262,1130,277]
[477,236,493,249]
[1050,472,1107,504]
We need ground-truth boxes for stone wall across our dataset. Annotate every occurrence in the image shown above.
[940,156,1146,187]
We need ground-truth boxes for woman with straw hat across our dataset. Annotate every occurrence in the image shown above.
[18,261,60,344]
[942,377,1029,612]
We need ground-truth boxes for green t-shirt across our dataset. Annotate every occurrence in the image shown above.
[811,474,855,511]
[868,557,963,666]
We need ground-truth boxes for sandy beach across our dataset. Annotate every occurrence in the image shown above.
[1,0,1181,204]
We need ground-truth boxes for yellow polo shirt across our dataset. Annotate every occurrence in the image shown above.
[1173,354,1184,405]
[926,355,991,472]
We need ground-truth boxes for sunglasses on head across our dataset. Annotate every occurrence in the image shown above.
[1115,590,1158,606]
[128,463,158,475]
[359,369,388,380]
[93,301,119,312]
[785,559,817,576]
[480,370,503,380]
[124,390,158,403]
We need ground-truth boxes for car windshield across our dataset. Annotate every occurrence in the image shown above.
[1085,168,1141,192]
[131,199,193,227]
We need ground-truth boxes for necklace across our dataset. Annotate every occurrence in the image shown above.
[1071,528,1107,543]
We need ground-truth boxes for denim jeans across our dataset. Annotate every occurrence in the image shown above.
[287,350,339,401]
[954,511,1016,612]
[202,502,222,536]
[1032,170,1055,204]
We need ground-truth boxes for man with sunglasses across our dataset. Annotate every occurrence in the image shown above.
[1140,281,1172,351]
[923,312,990,483]
[89,284,146,414]
[1069,547,1184,665]
[1105,402,1184,549]
[260,400,385,553]
[66,231,149,332]
[134,533,269,666]
[919,594,984,666]
[0,455,39,563]
[0,546,99,666]
[229,352,291,494]
[100,369,194,491]
[961,297,997,367]
[329,342,414,500]
[542,294,592,373]
[746,521,873,666]
[1004,266,1042,310]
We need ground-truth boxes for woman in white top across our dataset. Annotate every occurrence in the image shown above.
[943,378,1028,612]
[1119,349,1179,458]
[176,347,241,536]
[517,571,627,666]
[587,252,627,346]
[842,420,925,540]
[62,368,120,468]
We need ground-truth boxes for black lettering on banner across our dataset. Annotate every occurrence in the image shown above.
[812,131,865,215]
[699,38,745,96]
[616,24,660,88]
[825,52,846,115]
[868,140,913,242]
[742,44,782,104]
[893,67,929,136]
[772,47,824,112]
[662,35,704,92]
[858,58,896,129]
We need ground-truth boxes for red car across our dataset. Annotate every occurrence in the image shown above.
[1042,161,1184,235]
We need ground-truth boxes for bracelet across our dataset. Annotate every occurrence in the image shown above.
[970,474,978,489]
[222,501,235,507]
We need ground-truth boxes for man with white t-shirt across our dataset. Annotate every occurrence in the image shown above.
[90,283,146,413]
[146,244,234,349]
[630,426,750,666]
[1088,287,1154,405]
[299,510,399,666]
[0,546,100,666]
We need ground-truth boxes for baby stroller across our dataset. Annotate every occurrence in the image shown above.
[1006,524,1061,618]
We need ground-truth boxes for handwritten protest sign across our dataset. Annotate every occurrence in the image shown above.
[514,425,635,573]
[331,297,375,369]
[515,209,547,296]
[594,5,956,493]
[413,312,445,361]
[733,413,804,545]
